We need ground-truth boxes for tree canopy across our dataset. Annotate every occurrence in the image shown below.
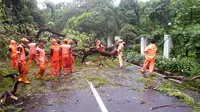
[0,0,200,61]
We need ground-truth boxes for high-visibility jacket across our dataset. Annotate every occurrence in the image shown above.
[117,43,124,55]
[96,41,100,47]
[9,45,17,58]
[99,45,105,51]
[17,44,26,61]
[144,44,157,60]
[28,43,36,54]
[61,44,71,58]
[36,46,46,62]
[50,44,60,61]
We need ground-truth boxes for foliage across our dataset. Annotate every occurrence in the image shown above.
[120,24,140,44]
[157,82,194,105]
[156,81,200,111]
[125,51,144,65]
[62,29,95,49]
[66,12,95,30]
[125,51,200,77]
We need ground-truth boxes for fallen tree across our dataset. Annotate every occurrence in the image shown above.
[35,26,65,40]
[0,73,20,105]
[72,46,117,63]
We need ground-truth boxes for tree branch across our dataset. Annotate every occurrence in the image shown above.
[35,26,65,40]
[150,104,190,110]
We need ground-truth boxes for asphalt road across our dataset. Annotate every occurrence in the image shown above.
[21,64,193,112]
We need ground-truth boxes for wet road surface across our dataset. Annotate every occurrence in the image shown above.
[0,63,195,112]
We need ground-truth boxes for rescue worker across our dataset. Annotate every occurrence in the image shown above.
[17,38,30,84]
[96,40,105,51]
[50,39,61,77]
[67,39,75,73]
[36,40,47,79]
[8,40,18,69]
[57,40,62,75]
[141,39,157,75]
[28,39,37,67]
[116,39,125,69]
[96,40,105,66]
[60,39,71,75]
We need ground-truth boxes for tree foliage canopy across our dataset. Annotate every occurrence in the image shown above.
[0,0,200,61]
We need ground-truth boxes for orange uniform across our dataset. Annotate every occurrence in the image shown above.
[36,46,47,79]
[9,40,18,69]
[141,43,157,75]
[96,40,105,65]
[96,40,105,51]
[68,40,75,73]
[28,43,37,67]
[17,43,30,84]
[60,44,71,75]
[50,44,61,77]
[58,43,62,74]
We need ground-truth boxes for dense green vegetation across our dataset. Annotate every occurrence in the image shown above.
[0,0,200,74]
[125,51,200,77]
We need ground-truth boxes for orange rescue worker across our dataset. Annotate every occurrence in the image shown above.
[50,39,61,77]
[96,40,105,65]
[141,39,157,75]
[96,40,105,52]
[36,40,47,79]
[57,40,62,74]
[8,40,18,69]
[28,39,37,67]
[67,40,75,73]
[17,38,30,84]
[116,39,125,68]
[60,39,71,75]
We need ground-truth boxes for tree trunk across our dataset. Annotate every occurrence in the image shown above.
[107,36,113,47]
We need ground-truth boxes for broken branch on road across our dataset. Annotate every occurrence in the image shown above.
[150,104,190,110]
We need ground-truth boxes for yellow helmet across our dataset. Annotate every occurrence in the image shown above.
[21,38,29,42]
[51,39,57,44]
[63,39,68,43]
[68,39,73,44]
[10,40,16,44]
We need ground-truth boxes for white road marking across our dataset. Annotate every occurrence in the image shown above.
[87,81,108,112]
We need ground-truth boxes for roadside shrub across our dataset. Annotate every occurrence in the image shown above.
[125,51,200,77]
[125,51,144,65]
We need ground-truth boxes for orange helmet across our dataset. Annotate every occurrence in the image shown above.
[51,39,57,45]
[63,39,68,44]
[10,40,16,44]
[68,39,73,44]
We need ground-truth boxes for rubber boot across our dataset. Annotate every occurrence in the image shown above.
[64,67,69,76]
[70,66,75,73]
[18,74,23,82]
[22,74,30,84]
[40,73,46,80]
[36,70,41,79]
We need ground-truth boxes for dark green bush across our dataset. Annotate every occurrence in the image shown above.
[125,51,200,77]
